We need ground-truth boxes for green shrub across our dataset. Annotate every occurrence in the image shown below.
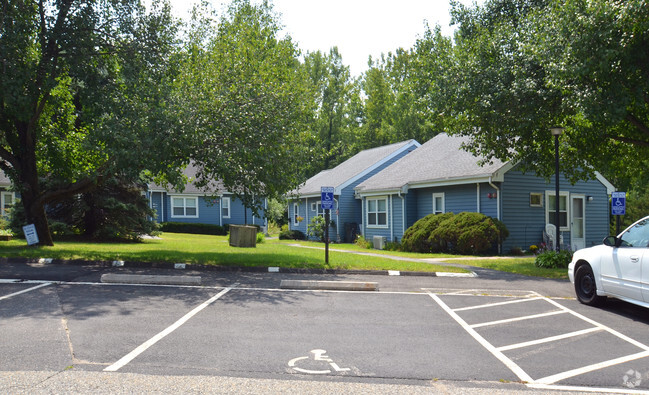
[279,229,306,240]
[256,232,265,243]
[401,212,454,253]
[401,212,508,255]
[354,235,372,249]
[534,250,573,269]
[384,241,402,251]
[160,222,227,236]
[306,216,335,242]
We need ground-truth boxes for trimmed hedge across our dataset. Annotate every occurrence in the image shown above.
[160,222,228,236]
[279,229,306,240]
[401,212,509,255]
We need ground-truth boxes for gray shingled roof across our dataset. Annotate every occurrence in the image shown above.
[148,164,228,195]
[356,133,508,193]
[291,140,418,196]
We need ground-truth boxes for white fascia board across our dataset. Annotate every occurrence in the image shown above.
[356,189,402,198]
[336,141,421,194]
[595,171,615,194]
[408,175,497,190]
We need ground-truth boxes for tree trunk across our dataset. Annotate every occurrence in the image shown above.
[22,195,54,246]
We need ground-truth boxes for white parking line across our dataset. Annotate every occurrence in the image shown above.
[497,327,602,352]
[429,289,649,392]
[453,296,544,311]
[104,282,239,372]
[427,291,534,383]
[536,351,649,385]
[469,310,566,329]
[0,282,51,301]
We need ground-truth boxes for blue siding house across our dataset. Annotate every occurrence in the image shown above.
[355,133,615,252]
[0,172,14,218]
[147,165,267,230]
[288,140,420,241]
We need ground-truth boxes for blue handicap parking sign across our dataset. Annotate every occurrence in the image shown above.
[611,192,626,216]
[321,186,334,210]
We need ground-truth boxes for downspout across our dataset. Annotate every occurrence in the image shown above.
[162,192,165,222]
[399,191,405,241]
[361,197,365,237]
[305,197,308,233]
[488,177,500,220]
[334,198,339,242]
[389,195,393,242]
[476,183,481,213]
[489,176,502,254]
[219,194,223,227]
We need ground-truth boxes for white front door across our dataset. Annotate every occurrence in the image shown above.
[571,195,586,251]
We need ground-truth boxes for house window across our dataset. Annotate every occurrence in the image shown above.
[1,192,14,217]
[432,193,445,214]
[530,193,543,207]
[222,197,231,218]
[293,203,299,226]
[171,196,198,218]
[316,202,325,217]
[546,191,569,231]
[367,197,387,227]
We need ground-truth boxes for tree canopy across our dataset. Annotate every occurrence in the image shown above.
[1,0,185,245]
[444,0,649,182]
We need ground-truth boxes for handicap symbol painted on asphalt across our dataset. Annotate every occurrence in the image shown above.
[288,349,351,375]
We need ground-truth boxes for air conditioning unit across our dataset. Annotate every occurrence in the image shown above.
[373,236,387,250]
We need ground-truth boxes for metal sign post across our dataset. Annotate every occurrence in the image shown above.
[321,187,334,265]
[611,191,626,235]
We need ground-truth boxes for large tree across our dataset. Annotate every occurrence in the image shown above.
[0,0,186,245]
[445,0,649,181]
[175,0,315,215]
[303,47,360,171]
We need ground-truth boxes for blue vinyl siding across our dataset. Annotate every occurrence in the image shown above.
[298,140,419,242]
[156,194,265,228]
[501,169,610,252]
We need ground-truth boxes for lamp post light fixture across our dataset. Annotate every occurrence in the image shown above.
[550,126,564,251]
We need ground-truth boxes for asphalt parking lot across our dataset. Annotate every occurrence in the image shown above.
[2,263,649,394]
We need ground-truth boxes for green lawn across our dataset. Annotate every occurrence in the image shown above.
[0,233,467,273]
[0,233,569,279]
[275,240,569,279]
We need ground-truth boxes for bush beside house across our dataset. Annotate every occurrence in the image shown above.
[401,212,509,255]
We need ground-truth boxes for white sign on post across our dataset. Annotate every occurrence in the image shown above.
[22,224,39,245]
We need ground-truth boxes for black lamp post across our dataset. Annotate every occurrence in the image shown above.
[550,126,564,251]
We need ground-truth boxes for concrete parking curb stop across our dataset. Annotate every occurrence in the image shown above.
[100,273,201,286]
[280,279,378,291]
[0,257,476,278]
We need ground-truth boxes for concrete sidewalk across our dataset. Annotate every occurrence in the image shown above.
[0,371,596,395]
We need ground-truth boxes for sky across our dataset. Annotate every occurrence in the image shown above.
[166,0,479,77]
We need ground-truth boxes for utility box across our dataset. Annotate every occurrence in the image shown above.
[373,235,387,250]
[229,225,257,248]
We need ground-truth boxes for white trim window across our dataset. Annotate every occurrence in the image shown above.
[1,191,15,217]
[293,202,300,226]
[171,196,199,218]
[316,202,325,217]
[222,197,231,219]
[367,197,388,228]
[545,191,570,231]
[432,193,445,214]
